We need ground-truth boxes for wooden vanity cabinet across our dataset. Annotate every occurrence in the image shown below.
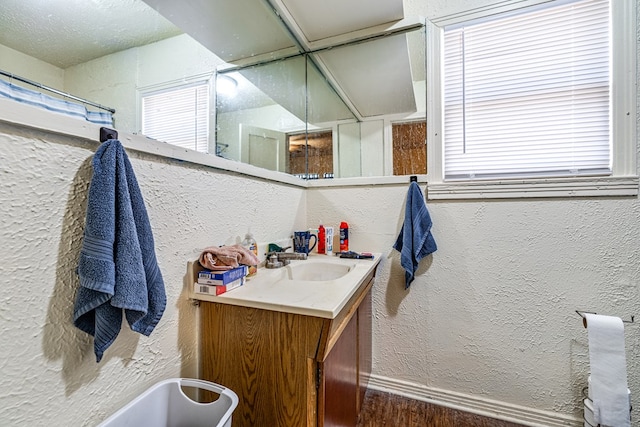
[199,270,375,427]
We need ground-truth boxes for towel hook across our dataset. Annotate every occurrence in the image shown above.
[410,175,418,182]
[100,127,118,143]
[575,310,635,328]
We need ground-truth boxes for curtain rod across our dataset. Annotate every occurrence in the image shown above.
[0,69,116,114]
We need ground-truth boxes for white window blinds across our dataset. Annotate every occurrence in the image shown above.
[443,0,610,180]
[142,82,210,153]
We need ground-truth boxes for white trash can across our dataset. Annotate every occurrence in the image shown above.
[98,378,238,427]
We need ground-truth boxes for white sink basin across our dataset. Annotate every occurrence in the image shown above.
[286,260,354,281]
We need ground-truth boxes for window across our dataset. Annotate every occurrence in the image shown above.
[141,81,210,153]
[445,0,609,180]
[427,0,637,198]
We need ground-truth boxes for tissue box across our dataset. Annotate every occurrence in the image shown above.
[198,266,248,285]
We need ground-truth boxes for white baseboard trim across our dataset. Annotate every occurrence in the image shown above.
[367,374,582,427]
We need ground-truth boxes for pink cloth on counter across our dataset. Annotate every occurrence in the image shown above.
[199,244,259,271]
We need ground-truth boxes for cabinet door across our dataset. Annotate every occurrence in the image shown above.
[200,302,325,426]
[357,289,372,413]
[320,313,358,427]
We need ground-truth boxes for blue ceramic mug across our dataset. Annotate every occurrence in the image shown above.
[293,231,317,254]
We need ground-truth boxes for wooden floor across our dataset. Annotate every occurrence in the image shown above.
[357,389,525,427]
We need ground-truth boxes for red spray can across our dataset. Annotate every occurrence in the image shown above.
[339,221,349,252]
[318,225,326,254]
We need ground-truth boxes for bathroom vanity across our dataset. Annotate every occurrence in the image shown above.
[190,254,380,427]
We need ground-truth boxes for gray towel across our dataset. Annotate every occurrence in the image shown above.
[73,139,166,362]
[393,182,437,288]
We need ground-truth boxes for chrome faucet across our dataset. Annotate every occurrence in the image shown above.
[265,248,307,268]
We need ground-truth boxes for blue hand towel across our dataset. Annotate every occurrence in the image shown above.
[393,182,437,288]
[73,139,166,362]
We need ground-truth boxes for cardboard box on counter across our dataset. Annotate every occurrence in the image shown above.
[194,276,245,296]
[197,265,248,285]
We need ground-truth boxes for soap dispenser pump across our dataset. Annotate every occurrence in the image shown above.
[241,231,258,276]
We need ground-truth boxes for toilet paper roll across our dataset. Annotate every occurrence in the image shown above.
[587,376,631,412]
[584,313,630,427]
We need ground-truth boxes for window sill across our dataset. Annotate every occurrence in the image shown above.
[427,176,639,200]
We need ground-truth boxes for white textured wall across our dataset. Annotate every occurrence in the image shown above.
[0,44,64,90]
[306,187,640,421]
[5,119,637,426]
[2,1,639,424]
[0,121,306,426]
[307,2,640,416]
[64,34,223,135]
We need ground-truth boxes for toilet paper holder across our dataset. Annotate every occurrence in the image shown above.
[576,310,635,328]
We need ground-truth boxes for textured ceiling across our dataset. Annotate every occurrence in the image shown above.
[0,0,511,71]
[0,0,181,69]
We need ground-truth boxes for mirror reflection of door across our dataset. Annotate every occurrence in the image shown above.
[392,121,426,175]
[288,130,333,178]
[240,125,287,172]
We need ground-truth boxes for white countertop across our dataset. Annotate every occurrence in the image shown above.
[190,253,381,319]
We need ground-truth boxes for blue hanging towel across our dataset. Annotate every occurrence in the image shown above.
[393,182,437,288]
[73,139,166,362]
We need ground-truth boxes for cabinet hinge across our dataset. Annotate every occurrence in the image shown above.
[316,365,322,390]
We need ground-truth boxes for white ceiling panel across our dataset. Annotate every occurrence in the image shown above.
[276,0,405,42]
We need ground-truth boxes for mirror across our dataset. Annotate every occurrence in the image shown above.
[215,23,426,178]
[215,55,311,170]
[215,54,359,175]
[0,0,427,180]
